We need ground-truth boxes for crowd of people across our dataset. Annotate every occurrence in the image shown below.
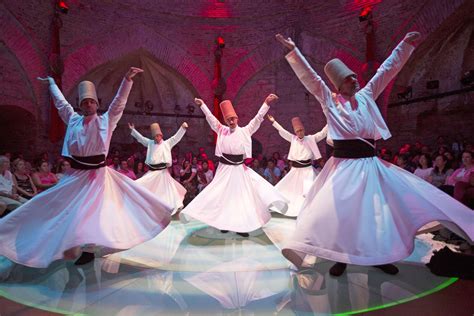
[1,135,472,218]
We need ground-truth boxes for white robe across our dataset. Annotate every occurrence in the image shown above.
[0,79,173,268]
[131,127,187,214]
[282,41,474,265]
[271,122,328,217]
[180,103,288,232]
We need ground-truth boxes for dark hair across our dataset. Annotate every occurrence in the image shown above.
[35,159,48,169]
[432,154,448,174]
[417,154,432,169]
[134,160,144,173]
[182,159,190,168]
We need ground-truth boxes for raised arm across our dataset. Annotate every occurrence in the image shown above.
[276,34,333,110]
[107,67,143,130]
[129,123,150,147]
[38,76,75,124]
[310,124,329,142]
[362,32,419,100]
[195,98,223,133]
[245,94,278,135]
[168,122,188,147]
[268,115,293,142]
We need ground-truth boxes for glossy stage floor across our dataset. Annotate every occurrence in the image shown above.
[0,217,463,315]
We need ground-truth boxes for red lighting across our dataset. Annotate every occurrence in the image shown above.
[359,6,372,21]
[57,0,69,14]
[216,36,225,48]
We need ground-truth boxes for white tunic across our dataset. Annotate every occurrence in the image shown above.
[0,79,173,268]
[272,121,327,161]
[201,102,269,159]
[281,41,474,266]
[180,103,288,232]
[52,81,131,158]
[131,127,186,167]
[132,127,187,214]
[271,122,328,217]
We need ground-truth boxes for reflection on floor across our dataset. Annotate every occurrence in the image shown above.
[0,218,460,315]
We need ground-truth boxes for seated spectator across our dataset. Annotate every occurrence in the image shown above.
[201,153,215,172]
[197,161,214,192]
[0,155,27,217]
[180,159,197,187]
[273,152,286,171]
[32,160,58,193]
[12,158,37,200]
[396,154,415,173]
[264,159,281,185]
[55,159,71,180]
[110,156,120,170]
[251,158,265,177]
[192,156,201,172]
[446,151,474,202]
[118,159,137,180]
[429,154,454,188]
[414,154,433,181]
[444,151,458,170]
[134,161,146,179]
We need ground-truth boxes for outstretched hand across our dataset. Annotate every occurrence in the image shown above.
[125,67,144,81]
[37,76,55,85]
[275,34,296,51]
[267,114,275,123]
[194,98,204,107]
[182,122,189,129]
[403,32,421,46]
[265,94,279,106]
[128,122,135,130]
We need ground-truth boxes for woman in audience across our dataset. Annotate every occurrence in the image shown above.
[428,154,454,188]
[180,159,197,187]
[446,151,474,203]
[12,158,37,200]
[414,154,433,181]
[32,160,58,193]
[55,159,71,180]
[134,161,146,179]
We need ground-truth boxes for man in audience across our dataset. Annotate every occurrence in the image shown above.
[0,156,27,217]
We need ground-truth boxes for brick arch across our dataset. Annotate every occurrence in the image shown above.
[226,32,365,101]
[0,7,49,119]
[62,24,213,99]
[387,0,465,51]
[387,0,471,102]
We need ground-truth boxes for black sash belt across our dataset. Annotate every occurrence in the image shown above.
[333,139,376,158]
[147,163,167,171]
[67,154,106,170]
[290,159,312,168]
[219,153,244,165]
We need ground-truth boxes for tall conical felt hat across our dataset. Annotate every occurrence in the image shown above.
[150,123,163,137]
[324,58,356,91]
[78,81,99,105]
[291,117,304,133]
[219,100,238,120]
